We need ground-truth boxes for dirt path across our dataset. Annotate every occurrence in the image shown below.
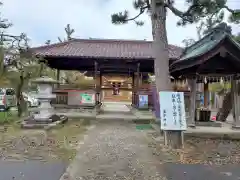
[61,121,166,180]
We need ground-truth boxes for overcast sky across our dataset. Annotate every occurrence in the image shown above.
[1,0,239,47]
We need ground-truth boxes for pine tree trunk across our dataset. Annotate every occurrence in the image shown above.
[216,91,232,122]
[151,0,182,148]
[216,83,240,122]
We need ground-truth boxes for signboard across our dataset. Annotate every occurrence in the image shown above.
[139,95,148,108]
[159,91,187,131]
[68,91,95,105]
[80,93,95,104]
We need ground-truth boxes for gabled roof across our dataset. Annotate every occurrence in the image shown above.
[170,23,240,76]
[178,23,240,61]
[29,38,183,60]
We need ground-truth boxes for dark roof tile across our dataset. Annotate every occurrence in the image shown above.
[30,39,183,59]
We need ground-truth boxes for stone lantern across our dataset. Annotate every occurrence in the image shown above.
[22,76,67,128]
[31,76,58,122]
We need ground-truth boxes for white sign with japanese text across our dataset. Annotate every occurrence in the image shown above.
[159,91,187,130]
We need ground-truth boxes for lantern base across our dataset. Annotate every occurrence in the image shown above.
[21,114,68,129]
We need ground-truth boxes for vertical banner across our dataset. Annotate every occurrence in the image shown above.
[159,91,187,130]
[139,95,148,108]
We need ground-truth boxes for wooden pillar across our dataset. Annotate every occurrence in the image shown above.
[94,61,98,88]
[132,73,135,105]
[232,79,240,128]
[189,79,197,127]
[139,73,143,87]
[94,61,100,104]
[137,63,140,88]
[56,69,60,87]
[99,71,102,102]
[203,82,209,108]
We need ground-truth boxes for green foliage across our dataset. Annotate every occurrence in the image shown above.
[209,82,230,94]
[234,33,240,43]
[182,6,234,47]
[111,0,239,27]
[63,71,94,87]
[58,24,75,42]
[182,38,195,47]
[0,111,18,125]
[45,40,51,45]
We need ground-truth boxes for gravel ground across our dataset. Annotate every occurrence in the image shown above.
[179,137,240,164]
[63,121,167,180]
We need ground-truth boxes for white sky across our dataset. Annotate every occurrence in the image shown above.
[1,0,239,47]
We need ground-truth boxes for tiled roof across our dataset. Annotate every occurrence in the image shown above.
[30,39,183,59]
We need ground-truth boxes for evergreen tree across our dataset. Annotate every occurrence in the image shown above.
[0,2,49,116]
[182,10,228,46]
[111,0,239,95]
[58,24,75,42]
[234,33,240,42]
[111,0,239,147]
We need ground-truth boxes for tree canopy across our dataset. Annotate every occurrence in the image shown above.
[111,0,239,27]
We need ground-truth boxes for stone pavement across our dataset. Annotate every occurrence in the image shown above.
[163,164,240,180]
[0,160,66,180]
[60,121,166,180]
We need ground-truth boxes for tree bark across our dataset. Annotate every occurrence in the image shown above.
[16,74,27,117]
[216,91,232,121]
[151,0,182,148]
[216,83,240,122]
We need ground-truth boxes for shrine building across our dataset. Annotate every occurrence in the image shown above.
[28,38,183,106]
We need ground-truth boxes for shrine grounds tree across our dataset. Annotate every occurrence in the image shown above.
[57,24,93,86]
[58,24,75,42]
[234,33,240,42]
[112,0,239,92]
[182,10,228,47]
[111,0,239,147]
[0,2,52,117]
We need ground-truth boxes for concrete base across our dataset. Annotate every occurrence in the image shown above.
[195,121,222,127]
[21,115,68,129]
[151,122,240,140]
[232,124,240,129]
[188,124,196,128]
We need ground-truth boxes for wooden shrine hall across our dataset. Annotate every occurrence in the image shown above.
[28,38,182,107]
[170,23,240,126]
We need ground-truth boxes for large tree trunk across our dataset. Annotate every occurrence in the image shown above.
[151,2,171,90]
[216,82,240,122]
[151,1,181,148]
[216,91,232,122]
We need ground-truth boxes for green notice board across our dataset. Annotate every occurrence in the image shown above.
[80,93,95,104]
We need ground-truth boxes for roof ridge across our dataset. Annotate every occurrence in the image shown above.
[73,38,152,43]
[30,39,78,50]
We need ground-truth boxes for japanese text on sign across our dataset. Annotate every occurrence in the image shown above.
[159,91,187,130]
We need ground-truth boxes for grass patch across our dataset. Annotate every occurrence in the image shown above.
[136,124,153,130]
[0,110,19,125]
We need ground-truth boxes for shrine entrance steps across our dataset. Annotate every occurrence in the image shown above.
[97,101,136,121]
